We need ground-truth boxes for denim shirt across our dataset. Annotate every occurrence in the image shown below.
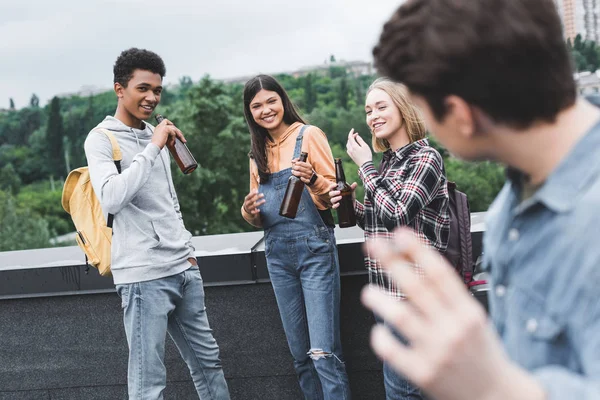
[483,120,600,399]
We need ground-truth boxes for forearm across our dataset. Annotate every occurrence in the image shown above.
[309,174,335,207]
[359,162,414,230]
[355,200,366,229]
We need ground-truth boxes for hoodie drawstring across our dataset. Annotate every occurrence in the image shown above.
[132,129,141,150]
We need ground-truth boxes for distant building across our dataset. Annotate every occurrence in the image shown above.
[55,85,110,99]
[222,60,374,84]
[556,0,600,42]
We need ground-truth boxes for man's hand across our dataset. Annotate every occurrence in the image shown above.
[361,228,546,400]
[152,118,186,149]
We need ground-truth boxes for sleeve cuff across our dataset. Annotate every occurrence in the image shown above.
[143,142,162,160]
[309,174,333,195]
[358,161,378,191]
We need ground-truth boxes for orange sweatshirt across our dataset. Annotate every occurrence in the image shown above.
[242,122,336,227]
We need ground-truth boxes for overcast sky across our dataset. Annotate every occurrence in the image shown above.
[0,0,404,109]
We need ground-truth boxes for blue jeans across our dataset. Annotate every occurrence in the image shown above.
[116,266,230,400]
[266,228,351,400]
[374,315,426,400]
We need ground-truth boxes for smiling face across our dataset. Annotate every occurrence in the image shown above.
[248,89,287,134]
[114,69,162,128]
[365,88,404,142]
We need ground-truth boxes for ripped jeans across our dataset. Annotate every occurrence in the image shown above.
[265,228,351,400]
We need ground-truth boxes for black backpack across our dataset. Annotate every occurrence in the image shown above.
[443,181,474,285]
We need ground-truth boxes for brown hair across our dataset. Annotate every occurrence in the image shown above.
[367,78,427,152]
[243,75,306,183]
[373,0,576,129]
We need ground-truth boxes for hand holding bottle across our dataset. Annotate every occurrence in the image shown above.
[152,117,186,150]
[329,182,358,209]
[291,157,315,184]
[155,115,198,174]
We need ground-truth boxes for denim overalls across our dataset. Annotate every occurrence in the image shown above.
[260,125,351,400]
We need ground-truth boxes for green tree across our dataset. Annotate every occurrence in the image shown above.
[163,77,251,235]
[303,74,317,113]
[179,76,194,98]
[0,191,51,251]
[9,98,15,110]
[445,158,505,212]
[30,94,40,108]
[329,66,346,79]
[338,77,349,110]
[46,96,65,178]
[0,163,21,194]
[585,41,600,72]
[574,34,583,51]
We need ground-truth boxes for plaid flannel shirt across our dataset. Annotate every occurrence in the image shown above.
[355,139,450,298]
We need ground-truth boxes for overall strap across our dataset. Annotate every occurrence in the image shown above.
[292,125,309,159]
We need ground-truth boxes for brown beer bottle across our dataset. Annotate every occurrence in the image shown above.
[334,158,357,228]
[279,152,309,219]
[155,114,198,174]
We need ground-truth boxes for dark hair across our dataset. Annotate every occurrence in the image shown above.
[373,0,576,129]
[243,74,306,183]
[113,48,166,88]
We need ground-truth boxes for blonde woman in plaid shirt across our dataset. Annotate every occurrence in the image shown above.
[330,78,449,400]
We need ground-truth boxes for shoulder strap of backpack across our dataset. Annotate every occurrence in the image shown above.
[95,128,122,173]
[94,128,122,227]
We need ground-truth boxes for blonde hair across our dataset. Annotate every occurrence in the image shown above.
[366,78,427,152]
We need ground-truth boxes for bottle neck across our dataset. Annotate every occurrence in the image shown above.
[335,162,346,182]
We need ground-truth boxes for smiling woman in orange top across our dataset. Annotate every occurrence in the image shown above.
[241,74,351,399]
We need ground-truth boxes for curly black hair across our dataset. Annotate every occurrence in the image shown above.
[113,48,166,87]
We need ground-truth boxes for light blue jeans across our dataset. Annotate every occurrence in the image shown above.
[375,315,426,400]
[116,266,230,400]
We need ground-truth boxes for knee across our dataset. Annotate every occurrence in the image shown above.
[307,348,341,363]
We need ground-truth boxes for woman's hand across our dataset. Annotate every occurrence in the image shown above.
[329,182,358,209]
[243,189,265,214]
[346,128,372,167]
[292,158,316,184]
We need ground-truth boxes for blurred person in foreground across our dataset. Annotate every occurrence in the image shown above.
[361,0,600,399]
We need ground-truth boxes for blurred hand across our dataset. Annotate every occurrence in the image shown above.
[243,189,265,215]
[346,128,372,167]
[329,182,357,209]
[361,228,545,400]
[152,118,186,149]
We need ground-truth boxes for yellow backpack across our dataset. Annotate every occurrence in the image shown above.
[61,129,122,276]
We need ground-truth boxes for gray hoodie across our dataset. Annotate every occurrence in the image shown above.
[84,116,195,285]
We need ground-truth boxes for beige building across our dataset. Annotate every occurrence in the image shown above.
[555,0,600,42]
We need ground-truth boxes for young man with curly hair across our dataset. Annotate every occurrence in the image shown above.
[84,48,230,400]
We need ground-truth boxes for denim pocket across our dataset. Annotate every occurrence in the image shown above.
[305,231,333,255]
[115,284,130,309]
[265,237,277,258]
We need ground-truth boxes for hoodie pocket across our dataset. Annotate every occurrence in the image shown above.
[149,217,184,254]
